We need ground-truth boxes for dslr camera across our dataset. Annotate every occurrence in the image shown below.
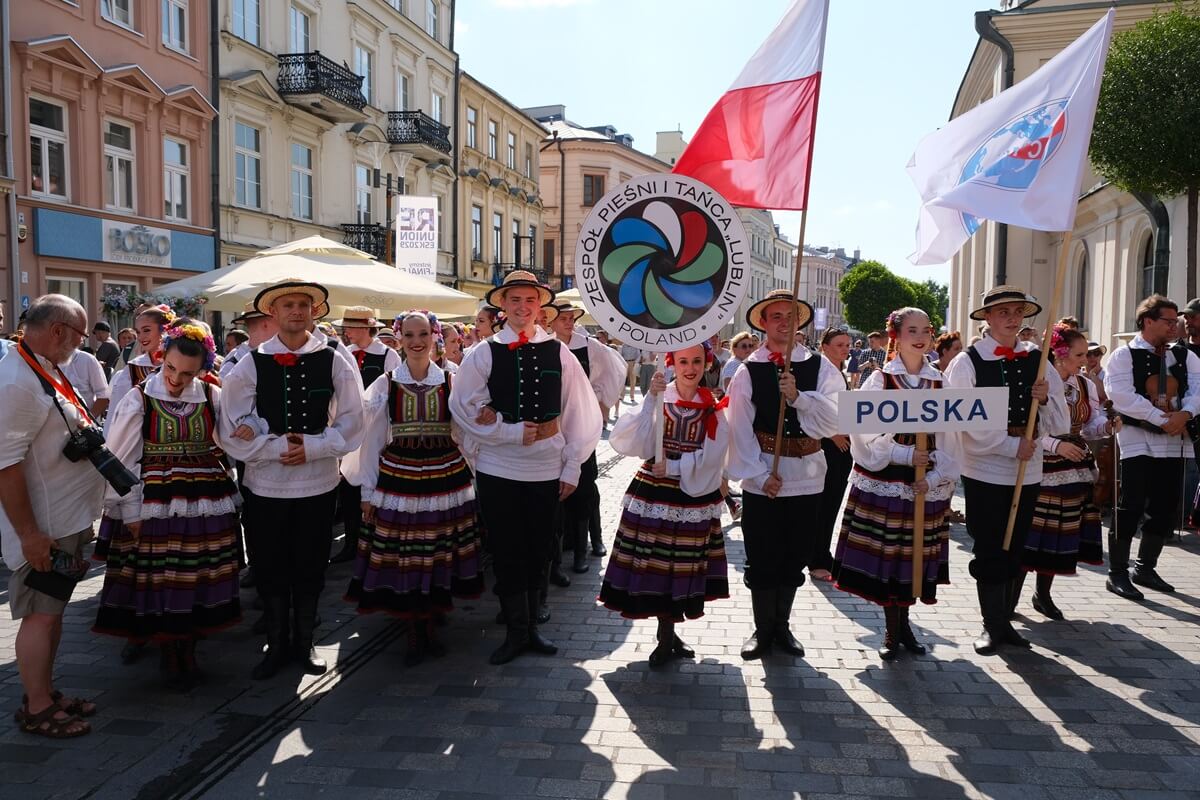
[62,425,139,496]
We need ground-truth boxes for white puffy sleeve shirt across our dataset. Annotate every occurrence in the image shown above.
[1105,335,1200,459]
[609,383,730,497]
[572,332,629,409]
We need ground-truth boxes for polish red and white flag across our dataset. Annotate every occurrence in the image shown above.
[672,0,829,211]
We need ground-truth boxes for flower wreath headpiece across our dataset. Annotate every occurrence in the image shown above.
[664,339,714,367]
[1049,322,1072,360]
[394,309,445,354]
[161,322,216,371]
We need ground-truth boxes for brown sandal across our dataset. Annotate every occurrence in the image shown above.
[19,701,91,739]
[15,691,96,722]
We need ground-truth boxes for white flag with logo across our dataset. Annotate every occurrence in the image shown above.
[907,10,1114,266]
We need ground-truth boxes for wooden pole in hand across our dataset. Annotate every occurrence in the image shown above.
[771,209,811,477]
[1002,230,1073,551]
[911,432,928,600]
[653,352,666,466]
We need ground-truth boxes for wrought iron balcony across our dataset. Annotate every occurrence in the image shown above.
[492,263,548,287]
[277,52,367,123]
[387,111,452,155]
[342,223,389,261]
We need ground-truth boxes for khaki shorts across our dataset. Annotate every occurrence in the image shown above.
[9,529,92,620]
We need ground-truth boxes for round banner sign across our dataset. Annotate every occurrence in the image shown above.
[574,174,750,352]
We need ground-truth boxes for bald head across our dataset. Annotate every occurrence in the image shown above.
[22,294,88,364]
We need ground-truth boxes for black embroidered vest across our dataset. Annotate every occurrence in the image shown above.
[1121,344,1189,430]
[252,348,335,435]
[357,351,387,388]
[570,344,591,377]
[486,340,562,423]
[747,355,821,438]
[966,345,1039,428]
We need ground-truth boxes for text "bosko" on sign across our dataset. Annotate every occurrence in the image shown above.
[838,388,1010,435]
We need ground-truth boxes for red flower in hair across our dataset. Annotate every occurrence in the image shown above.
[273,353,299,367]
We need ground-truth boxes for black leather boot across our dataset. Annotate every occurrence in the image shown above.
[251,596,291,680]
[896,605,926,654]
[489,593,530,665]
[329,531,357,564]
[1007,572,1027,620]
[589,504,607,557]
[740,589,777,660]
[1105,534,1144,601]
[1032,573,1064,620]
[292,595,328,675]
[773,586,805,656]
[649,618,675,668]
[1132,535,1175,593]
[549,531,572,588]
[572,521,590,574]
[525,590,558,655]
[973,583,1007,656]
[878,606,900,661]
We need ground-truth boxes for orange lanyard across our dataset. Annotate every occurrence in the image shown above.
[18,343,94,425]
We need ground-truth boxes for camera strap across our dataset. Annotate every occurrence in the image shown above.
[18,341,95,427]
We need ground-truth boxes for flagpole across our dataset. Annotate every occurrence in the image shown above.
[1002,229,1073,551]
[771,208,811,477]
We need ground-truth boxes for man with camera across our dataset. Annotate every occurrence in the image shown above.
[0,295,112,738]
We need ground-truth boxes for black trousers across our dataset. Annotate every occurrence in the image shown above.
[339,477,363,541]
[962,476,1038,585]
[1117,455,1183,544]
[242,487,338,600]
[476,473,560,596]
[813,441,853,572]
[563,451,599,529]
[741,491,820,590]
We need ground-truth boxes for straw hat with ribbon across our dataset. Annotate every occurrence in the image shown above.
[231,301,268,325]
[253,278,329,316]
[331,306,385,329]
[746,288,814,333]
[969,285,1042,321]
[485,269,555,308]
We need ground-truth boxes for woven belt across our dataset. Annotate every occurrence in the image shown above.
[755,431,821,458]
[1007,425,1036,437]
[534,419,560,441]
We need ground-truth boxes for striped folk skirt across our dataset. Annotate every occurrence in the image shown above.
[832,471,951,607]
[598,462,729,621]
[1023,449,1104,575]
[345,444,483,617]
[93,453,242,640]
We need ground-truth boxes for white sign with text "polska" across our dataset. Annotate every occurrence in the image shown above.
[839,388,1010,434]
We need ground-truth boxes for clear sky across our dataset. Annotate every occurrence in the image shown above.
[456,0,993,286]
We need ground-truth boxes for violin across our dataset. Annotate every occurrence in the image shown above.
[1145,347,1179,415]
[1092,398,1118,509]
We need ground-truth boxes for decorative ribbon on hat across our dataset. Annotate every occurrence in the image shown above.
[673,386,728,440]
[994,346,1029,361]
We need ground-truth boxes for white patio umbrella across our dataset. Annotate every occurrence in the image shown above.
[155,236,479,317]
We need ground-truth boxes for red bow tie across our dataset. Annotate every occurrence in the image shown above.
[354,349,368,369]
[149,350,164,366]
[674,388,729,440]
[994,346,1029,361]
[273,352,299,367]
[767,351,787,368]
[507,331,531,351]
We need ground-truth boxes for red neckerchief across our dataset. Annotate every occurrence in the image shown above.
[994,346,1029,361]
[354,349,368,370]
[200,371,221,387]
[149,349,164,366]
[766,350,786,368]
[507,330,531,351]
[273,352,299,367]
[18,342,94,425]
[674,386,728,440]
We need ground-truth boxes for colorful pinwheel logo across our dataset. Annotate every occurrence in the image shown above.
[600,200,725,326]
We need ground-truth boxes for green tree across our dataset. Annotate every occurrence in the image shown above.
[1090,4,1200,297]
[839,260,917,332]
[907,278,946,331]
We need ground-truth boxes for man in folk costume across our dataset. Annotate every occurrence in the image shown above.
[220,279,365,679]
[943,286,1068,655]
[547,301,628,572]
[220,303,278,381]
[726,289,841,660]
[330,307,402,565]
[1104,294,1199,600]
[450,271,601,665]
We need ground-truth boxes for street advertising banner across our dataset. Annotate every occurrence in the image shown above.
[394,196,438,281]
[813,306,828,330]
[840,387,1009,434]
[575,174,750,352]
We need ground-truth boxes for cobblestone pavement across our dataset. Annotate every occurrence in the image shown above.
[2,417,1200,799]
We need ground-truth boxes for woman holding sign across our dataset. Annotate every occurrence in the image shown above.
[1017,325,1114,620]
[598,342,731,668]
[832,308,959,660]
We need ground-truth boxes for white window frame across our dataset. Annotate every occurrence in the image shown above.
[426,0,438,40]
[355,163,373,224]
[487,119,497,160]
[233,121,262,210]
[101,0,135,30]
[288,3,311,52]
[232,0,259,46]
[466,107,477,149]
[512,218,521,263]
[47,277,87,312]
[388,0,405,14]
[29,97,69,201]
[104,118,136,213]
[492,211,502,262]
[506,132,516,170]
[290,142,314,221]
[471,205,482,260]
[163,136,189,222]
[103,280,140,332]
[162,0,189,53]
[524,142,532,178]
[431,92,443,124]
[354,45,374,106]
[528,224,537,266]
[396,71,410,111]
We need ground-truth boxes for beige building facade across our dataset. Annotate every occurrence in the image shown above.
[456,72,543,299]
[799,246,857,332]
[947,0,1195,351]
[217,0,456,281]
[528,105,670,290]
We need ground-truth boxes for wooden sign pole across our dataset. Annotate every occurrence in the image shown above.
[911,432,928,599]
[771,209,811,477]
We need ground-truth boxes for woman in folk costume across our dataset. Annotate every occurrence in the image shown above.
[343,310,483,665]
[108,304,175,408]
[833,308,959,660]
[1017,324,1114,620]
[599,342,730,668]
[93,320,243,685]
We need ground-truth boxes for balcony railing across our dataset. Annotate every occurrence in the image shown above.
[342,223,389,261]
[387,111,452,154]
[277,52,366,112]
[492,263,548,287]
